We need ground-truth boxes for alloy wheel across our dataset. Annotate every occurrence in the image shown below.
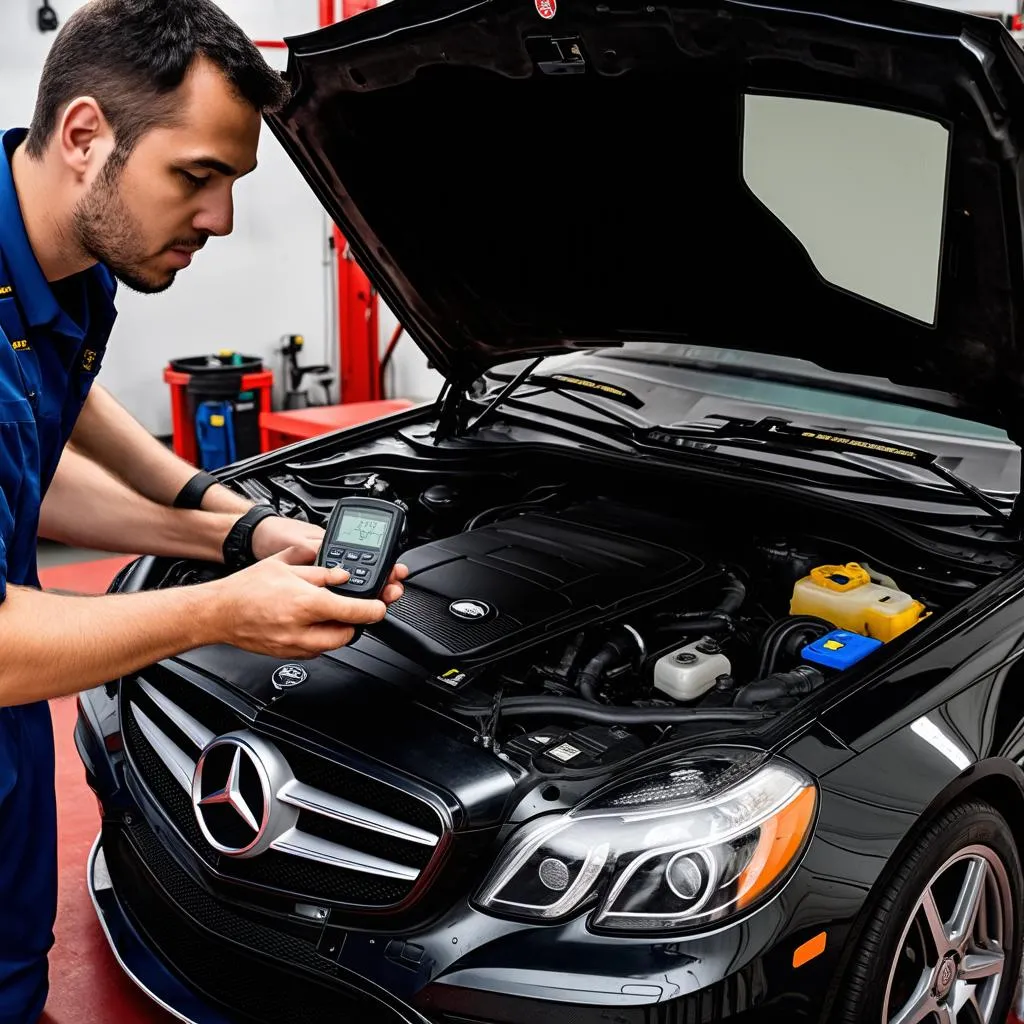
[883,845,1013,1024]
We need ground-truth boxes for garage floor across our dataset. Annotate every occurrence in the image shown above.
[36,542,174,1024]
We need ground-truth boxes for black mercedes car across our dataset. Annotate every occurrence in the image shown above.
[75,0,1024,1021]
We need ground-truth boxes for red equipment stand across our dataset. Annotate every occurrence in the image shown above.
[326,0,382,406]
[260,399,415,451]
[258,0,389,414]
[249,1,403,456]
[163,366,275,466]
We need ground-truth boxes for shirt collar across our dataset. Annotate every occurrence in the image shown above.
[0,128,66,330]
[0,127,113,342]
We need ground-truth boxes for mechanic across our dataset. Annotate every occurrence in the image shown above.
[0,3,408,1022]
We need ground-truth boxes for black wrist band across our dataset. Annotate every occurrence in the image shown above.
[174,470,219,510]
[222,504,281,571]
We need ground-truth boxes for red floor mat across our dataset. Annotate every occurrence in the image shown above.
[35,557,173,1023]
[42,697,174,1024]
[38,555,136,596]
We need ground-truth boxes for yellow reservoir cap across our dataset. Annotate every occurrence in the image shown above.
[808,563,872,591]
[790,562,929,642]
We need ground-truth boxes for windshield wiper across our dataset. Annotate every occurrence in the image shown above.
[451,375,1014,532]
[464,359,648,435]
[641,415,1013,531]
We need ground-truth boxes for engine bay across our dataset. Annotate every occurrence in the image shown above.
[372,499,714,667]
[150,444,994,776]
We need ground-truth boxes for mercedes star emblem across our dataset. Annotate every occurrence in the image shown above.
[192,734,279,857]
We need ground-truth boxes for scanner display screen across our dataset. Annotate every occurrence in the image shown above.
[334,508,390,550]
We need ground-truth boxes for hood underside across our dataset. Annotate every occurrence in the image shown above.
[266,0,1024,434]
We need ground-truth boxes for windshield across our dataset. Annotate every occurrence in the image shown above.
[604,343,1008,441]
[492,344,1019,502]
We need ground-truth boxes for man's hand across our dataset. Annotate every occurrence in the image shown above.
[268,545,408,605]
[249,514,410,607]
[251,515,326,563]
[209,557,408,658]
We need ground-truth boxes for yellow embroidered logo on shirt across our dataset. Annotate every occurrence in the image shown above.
[0,285,11,297]
[81,349,97,371]
[11,339,29,351]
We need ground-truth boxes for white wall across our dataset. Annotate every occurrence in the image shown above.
[0,0,442,434]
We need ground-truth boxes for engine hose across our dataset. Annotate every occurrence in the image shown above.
[463,486,564,532]
[655,571,747,629]
[450,696,772,724]
[733,665,825,709]
[576,625,644,702]
[653,615,731,637]
[717,572,747,617]
[756,615,835,678]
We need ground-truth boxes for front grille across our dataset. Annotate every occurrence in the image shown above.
[120,669,448,912]
[123,707,218,867]
[104,821,413,1024]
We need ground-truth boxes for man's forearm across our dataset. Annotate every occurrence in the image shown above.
[40,446,237,562]
[71,384,253,513]
[0,584,221,705]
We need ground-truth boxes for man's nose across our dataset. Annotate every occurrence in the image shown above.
[192,194,234,238]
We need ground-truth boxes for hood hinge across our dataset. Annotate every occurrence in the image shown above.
[433,379,468,444]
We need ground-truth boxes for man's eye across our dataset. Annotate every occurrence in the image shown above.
[179,170,209,188]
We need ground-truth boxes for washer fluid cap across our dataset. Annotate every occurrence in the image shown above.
[801,630,882,671]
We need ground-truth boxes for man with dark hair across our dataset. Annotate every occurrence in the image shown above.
[0,3,406,1021]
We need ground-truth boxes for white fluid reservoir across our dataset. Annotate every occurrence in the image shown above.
[653,637,731,701]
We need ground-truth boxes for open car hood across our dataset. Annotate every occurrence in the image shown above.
[266,0,1024,437]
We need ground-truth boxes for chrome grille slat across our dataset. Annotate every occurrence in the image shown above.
[277,778,438,847]
[269,828,420,880]
[130,702,195,793]
[137,678,215,750]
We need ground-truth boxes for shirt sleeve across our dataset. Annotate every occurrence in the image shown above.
[0,516,6,605]
[0,319,32,607]
[0,420,25,608]
[0,475,11,607]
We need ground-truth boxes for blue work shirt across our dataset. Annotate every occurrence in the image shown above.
[0,127,117,1024]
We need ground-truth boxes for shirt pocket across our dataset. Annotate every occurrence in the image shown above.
[0,398,34,425]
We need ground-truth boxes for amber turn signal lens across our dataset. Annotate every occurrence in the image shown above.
[737,785,817,908]
[792,931,827,968]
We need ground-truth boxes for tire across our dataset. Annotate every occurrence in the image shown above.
[834,800,1023,1024]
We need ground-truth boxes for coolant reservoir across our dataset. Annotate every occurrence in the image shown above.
[790,562,927,642]
[653,637,731,701]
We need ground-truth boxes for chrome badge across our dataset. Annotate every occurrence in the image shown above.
[272,664,308,690]
[191,733,295,858]
[449,599,492,621]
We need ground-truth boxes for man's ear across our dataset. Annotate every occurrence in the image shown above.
[56,97,114,180]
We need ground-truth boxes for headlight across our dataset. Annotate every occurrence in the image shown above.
[473,749,817,934]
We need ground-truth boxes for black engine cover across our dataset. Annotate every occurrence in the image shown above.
[367,500,711,668]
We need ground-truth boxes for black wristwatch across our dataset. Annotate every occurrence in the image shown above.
[174,470,220,510]
[222,504,280,571]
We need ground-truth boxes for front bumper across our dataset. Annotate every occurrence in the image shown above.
[77,686,823,1024]
[87,823,433,1024]
[88,836,235,1024]
[88,815,788,1024]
